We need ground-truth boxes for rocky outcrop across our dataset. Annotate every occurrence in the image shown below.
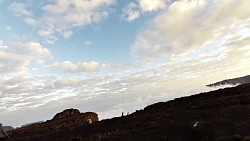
[21,121,44,128]
[52,109,81,120]
[207,75,250,87]
[9,84,250,141]
[3,126,14,131]
[9,109,98,140]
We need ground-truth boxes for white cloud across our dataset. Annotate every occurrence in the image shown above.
[1,55,249,127]
[132,0,250,62]
[51,61,100,73]
[54,79,81,88]
[82,61,100,72]
[8,2,32,17]
[84,40,92,46]
[62,30,73,39]
[121,0,167,22]
[24,17,37,26]
[38,30,53,37]
[7,0,115,42]
[0,41,51,74]
[102,62,137,72]
[8,2,36,26]
[38,0,115,40]
[5,26,12,31]
[11,42,51,58]
[121,2,141,22]
[139,0,167,12]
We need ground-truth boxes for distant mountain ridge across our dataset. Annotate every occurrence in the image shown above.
[207,75,250,87]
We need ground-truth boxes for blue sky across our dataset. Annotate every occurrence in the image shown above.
[1,0,250,127]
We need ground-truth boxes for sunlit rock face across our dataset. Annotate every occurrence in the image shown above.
[52,108,81,120]
[50,108,99,129]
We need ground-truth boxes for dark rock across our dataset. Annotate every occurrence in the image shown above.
[52,108,81,120]
[9,108,98,140]
[21,121,44,128]
[3,126,14,131]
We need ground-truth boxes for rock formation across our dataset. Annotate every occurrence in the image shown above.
[52,109,81,120]
[3,126,14,131]
[9,108,98,140]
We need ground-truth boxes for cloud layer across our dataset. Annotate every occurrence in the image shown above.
[121,0,167,22]
[132,0,250,62]
[0,41,51,74]
[51,61,100,73]
[7,0,116,43]
[39,0,115,40]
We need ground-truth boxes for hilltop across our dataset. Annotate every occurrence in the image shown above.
[8,84,250,141]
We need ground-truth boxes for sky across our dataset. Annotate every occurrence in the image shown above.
[0,0,250,127]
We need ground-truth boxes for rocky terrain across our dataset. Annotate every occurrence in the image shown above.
[9,109,98,141]
[8,84,250,141]
[3,126,14,131]
[207,75,250,87]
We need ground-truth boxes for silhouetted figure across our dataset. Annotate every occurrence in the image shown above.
[0,123,9,141]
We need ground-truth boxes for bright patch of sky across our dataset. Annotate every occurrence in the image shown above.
[1,0,250,127]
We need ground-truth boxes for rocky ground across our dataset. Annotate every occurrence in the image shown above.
[8,83,250,141]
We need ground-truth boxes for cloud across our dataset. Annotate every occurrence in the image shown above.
[54,79,81,88]
[131,0,250,62]
[0,64,223,127]
[121,0,167,22]
[0,41,51,74]
[5,26,12,31]
[102,62,137,72]
[7,0,116,42]
[8,2,32,17]
[38,0,115,40]
[84,40,92,46]
[51,61,100,73]
[121,2,141,22]
[1,54,249,127]
[11,42,51,57]
[139,0,167,12]
[62,30,73,39]
[8,2,36,26]
[24,17,37,26]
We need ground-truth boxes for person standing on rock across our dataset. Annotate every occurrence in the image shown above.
[0,123,9,141]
